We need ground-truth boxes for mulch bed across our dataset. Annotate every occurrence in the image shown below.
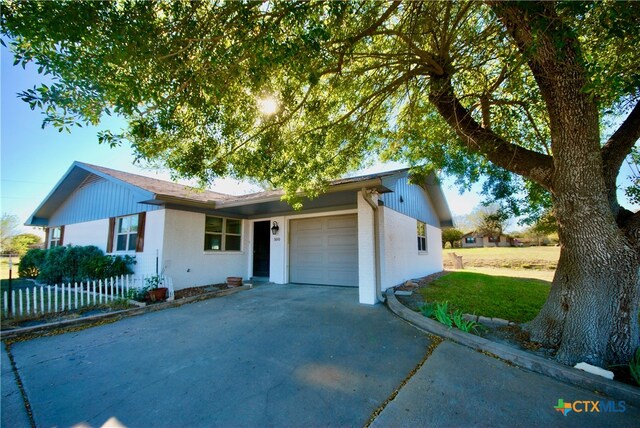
[173,283,229,299]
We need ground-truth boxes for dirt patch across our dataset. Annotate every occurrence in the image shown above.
[173,284,228,299]
[394,271,449,311]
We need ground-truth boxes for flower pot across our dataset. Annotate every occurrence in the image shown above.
[226,276,243,287]
[148,287,168,302]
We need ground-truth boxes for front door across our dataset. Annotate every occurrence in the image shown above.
[253,221,271,278]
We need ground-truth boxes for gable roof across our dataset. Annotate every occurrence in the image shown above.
[80,163,232,203]
[26,162,452,227]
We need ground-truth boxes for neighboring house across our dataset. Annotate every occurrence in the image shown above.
[460,231,512,248]
[26,162,453,305]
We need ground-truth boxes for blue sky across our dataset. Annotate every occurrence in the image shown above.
[1,43,637,235]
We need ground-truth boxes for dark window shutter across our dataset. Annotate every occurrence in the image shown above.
[59,225,65,246]
[107,217,115,253]
[136,212,146,253]
[45,228,50,250]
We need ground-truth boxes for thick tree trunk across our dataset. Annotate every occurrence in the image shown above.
[526,206,640,366]
[428,2,640,366]
[523,50,640,365]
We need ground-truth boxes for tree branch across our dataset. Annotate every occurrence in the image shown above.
[601,100,640,212]
[429,75,554,190]
[344,1,401,45]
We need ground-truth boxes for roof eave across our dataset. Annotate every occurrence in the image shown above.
[418,172,454,227]
[216,178,390,209]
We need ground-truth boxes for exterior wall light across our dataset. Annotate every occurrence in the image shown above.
[271,221,280,235]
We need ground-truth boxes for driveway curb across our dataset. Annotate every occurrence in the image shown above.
[385,289,640,407]
[0,285,251,341]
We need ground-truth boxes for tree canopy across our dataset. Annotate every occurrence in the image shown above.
[441,227,464,248]
[0,213,20,253]
[2,1,638,214]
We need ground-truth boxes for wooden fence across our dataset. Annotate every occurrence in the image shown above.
[2,274,174,319]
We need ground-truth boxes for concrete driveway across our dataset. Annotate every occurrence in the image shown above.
[3,284,431,427]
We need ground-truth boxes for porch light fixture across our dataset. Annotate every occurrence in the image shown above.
[271,221,280,235]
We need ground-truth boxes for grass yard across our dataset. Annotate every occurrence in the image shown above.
[1,278,34,293]
[419,271,551,323]
[443,246,560,271]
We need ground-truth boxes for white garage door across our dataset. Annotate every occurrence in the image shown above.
[290,214,358,286]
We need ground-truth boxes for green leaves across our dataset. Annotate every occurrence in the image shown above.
[1,0,637,210]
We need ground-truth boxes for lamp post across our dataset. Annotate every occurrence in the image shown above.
[7,255,13,317]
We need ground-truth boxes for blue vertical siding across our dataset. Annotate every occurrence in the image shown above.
[379,174,440,227]
[48,175,160,226]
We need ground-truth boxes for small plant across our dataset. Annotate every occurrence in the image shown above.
[631,347,640,386]
[433,301,453,327]
[145,275,163,289]
[418,302,434,318]
[419,300,483,334]
[452,310,480,333]
[127,286,149,302]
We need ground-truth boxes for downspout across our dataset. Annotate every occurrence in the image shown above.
[362,188,386,303]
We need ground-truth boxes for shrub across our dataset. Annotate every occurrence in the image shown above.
[38,246,68,284]
[77,246,112,279]
[24,245,136,284]
[18,248,46,278]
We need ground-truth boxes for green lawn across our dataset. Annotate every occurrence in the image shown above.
[419,271,551,323]
[0,278,33,293]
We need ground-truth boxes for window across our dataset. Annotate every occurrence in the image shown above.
[417,221,427,252]
[107,213,145,253]
[205,216,242,251]
[465,237,476,244]
[488,235,499,243]
[49,227,63,248]
[115,215,138,251]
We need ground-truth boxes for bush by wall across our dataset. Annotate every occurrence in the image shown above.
[18,248,46,278]
[18,245,135,284]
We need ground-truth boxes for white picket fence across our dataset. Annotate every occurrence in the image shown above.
[2,274,174,319]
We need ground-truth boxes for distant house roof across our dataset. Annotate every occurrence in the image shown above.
[461,231,509,238]
[26,161,452,226]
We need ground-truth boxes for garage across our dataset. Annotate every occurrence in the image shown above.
[289,214,358,286]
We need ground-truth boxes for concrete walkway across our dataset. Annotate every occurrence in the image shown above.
[373,341,640,427]
[2,284,638,427]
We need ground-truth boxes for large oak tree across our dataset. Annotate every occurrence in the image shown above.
[2,1,639,367]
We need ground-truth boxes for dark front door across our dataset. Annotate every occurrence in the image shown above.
[253,221,271,278]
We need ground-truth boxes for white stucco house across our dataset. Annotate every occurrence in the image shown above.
[26,162,453,305]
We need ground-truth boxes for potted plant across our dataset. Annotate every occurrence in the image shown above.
[146,275,168,301]
[226,276,243,287]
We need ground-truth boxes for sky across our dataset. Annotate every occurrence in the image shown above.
[1,43,637,236]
